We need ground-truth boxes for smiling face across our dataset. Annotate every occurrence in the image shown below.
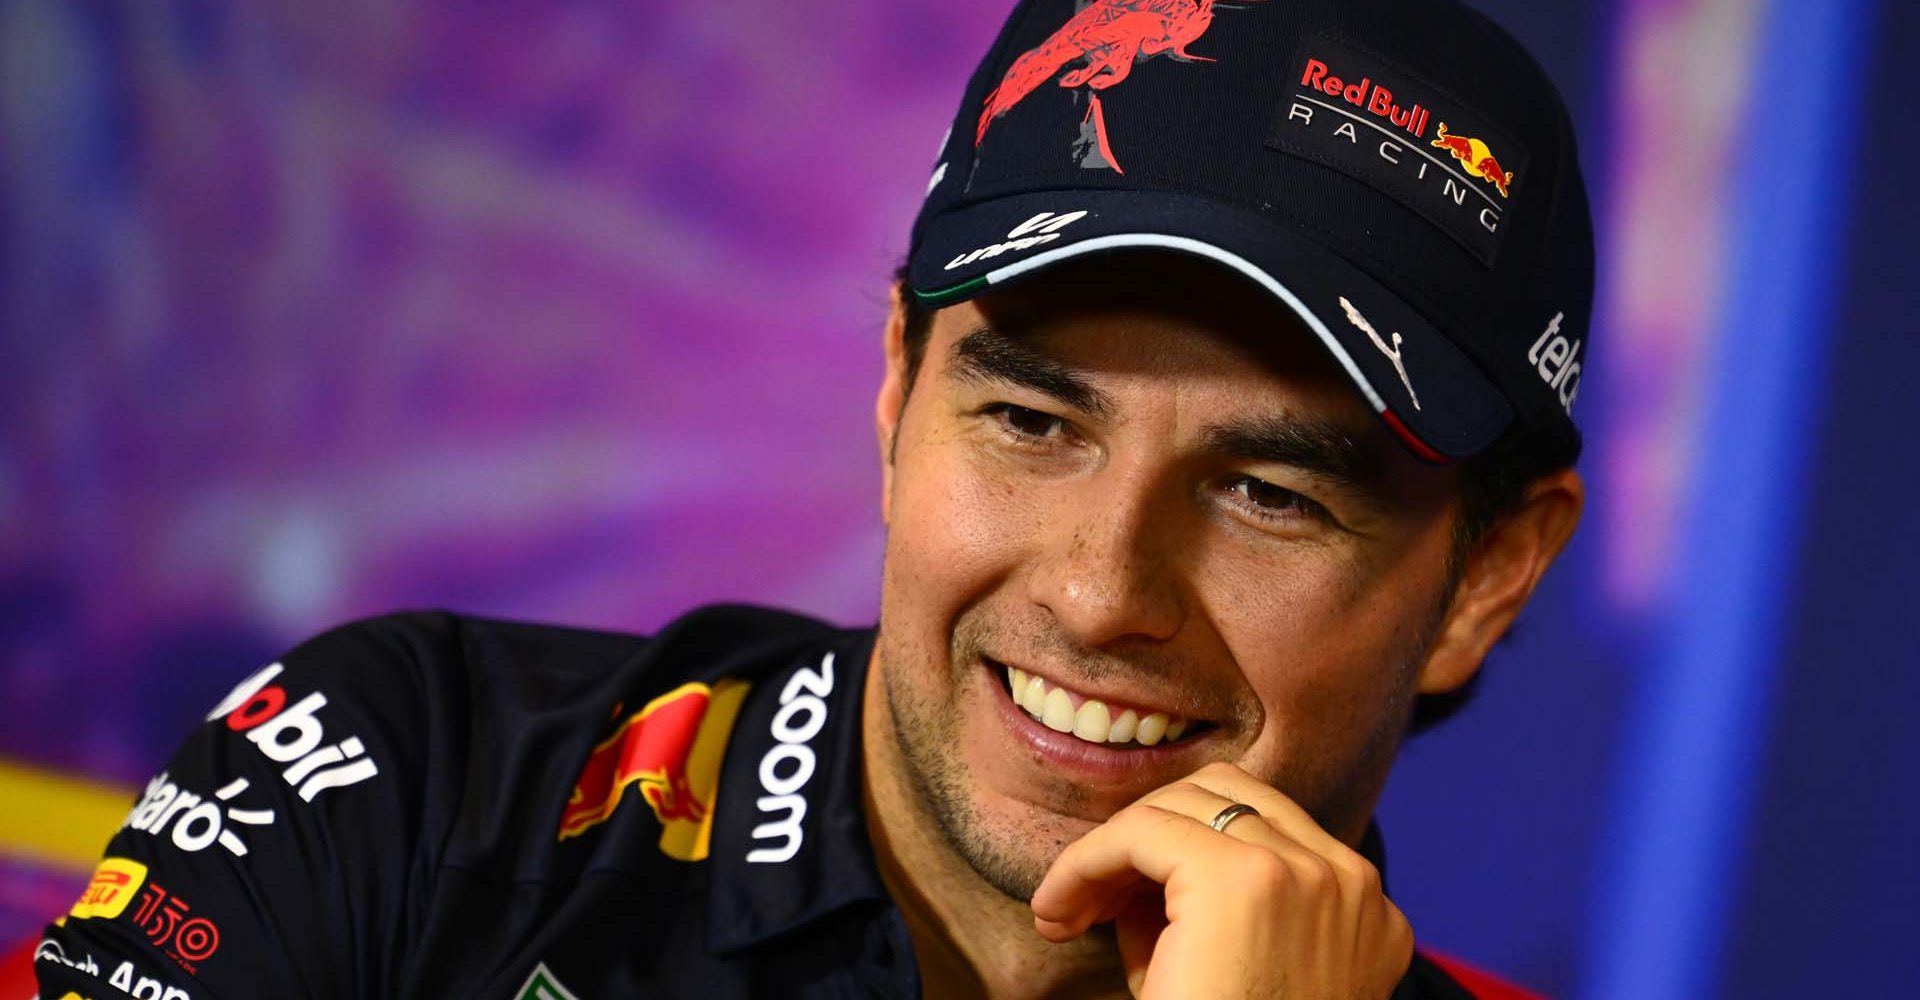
[871,253,1471,902]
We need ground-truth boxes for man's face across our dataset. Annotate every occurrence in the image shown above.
[873,254,1465,902]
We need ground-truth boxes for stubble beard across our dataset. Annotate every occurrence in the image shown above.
[877,617,1070,904]
[874,584,1451,906]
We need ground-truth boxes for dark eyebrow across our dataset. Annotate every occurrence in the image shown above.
[1204,416,1389,501]
[948,326,1114,418]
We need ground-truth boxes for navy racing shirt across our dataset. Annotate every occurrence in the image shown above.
[34,607,1523,999]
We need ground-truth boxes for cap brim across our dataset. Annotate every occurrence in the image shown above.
[909,188,1513,461]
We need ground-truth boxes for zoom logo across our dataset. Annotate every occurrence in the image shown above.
[747,652,835,864]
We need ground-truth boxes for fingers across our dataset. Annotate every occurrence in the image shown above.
[1032,764,1387,944]
[1145,770,1411,981]
[1031,790,1313,941]
[1156,761,1347,858]
[1031,803,1211,941]
[1133,780,1292,852]
[1149,764,1385,890]
[1031,763,1416,1000]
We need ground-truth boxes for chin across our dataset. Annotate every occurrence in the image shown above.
[881,651,1084,902]
[918,758,1086,903]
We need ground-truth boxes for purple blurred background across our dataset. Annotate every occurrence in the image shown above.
[3,0,1914,997]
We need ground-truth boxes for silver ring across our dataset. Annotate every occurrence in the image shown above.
[1209,802,1260,833]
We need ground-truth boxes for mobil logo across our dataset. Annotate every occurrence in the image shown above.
[206,662,380,802]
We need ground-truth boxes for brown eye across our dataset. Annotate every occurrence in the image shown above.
[1227,477,1330,522]
[991,404,1070,440]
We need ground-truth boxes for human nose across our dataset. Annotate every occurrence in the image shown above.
[1024,473,1186,648]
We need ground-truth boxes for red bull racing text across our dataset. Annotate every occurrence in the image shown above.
[1298,57,1431,139]
[1267,37,1530,264]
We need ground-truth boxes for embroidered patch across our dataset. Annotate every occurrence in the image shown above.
[1266,36,1530,265]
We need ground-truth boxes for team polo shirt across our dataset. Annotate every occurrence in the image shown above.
[33,607,1524,999]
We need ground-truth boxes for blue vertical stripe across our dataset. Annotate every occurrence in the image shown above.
[1582,1,1873,998]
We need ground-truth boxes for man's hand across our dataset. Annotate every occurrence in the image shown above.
[1029,762,1414,999]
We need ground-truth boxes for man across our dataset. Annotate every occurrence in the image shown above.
[33,0,1590,996]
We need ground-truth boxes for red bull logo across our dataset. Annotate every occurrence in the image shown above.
[557,679,750,861]
[1431,122,1514,198]
[976,0,1255,173]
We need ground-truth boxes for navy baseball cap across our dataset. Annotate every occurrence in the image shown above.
[907,0,1594,462]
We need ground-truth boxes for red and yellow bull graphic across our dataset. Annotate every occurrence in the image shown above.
[69,857,148,920]
[557,680,750,861]
[1431,122,1515,198]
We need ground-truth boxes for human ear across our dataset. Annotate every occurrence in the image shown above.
[1415,467,1585,695]
[875,282,911,525]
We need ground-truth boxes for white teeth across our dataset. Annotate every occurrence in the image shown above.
[1072,700,1110,741]
[1004,666,1195,748]
[1042,687,1076,732]
[1021,675,1048,716]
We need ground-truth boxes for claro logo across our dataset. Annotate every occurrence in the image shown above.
[746,652,835,864]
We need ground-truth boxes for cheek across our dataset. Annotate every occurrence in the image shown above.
[881,431,1031,631]
[1199,533,1439,743]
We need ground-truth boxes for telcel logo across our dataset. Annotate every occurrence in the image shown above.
[207,662,380,802]
[1528,312,1582,413]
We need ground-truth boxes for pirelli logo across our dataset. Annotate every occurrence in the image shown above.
[69,857,148,920]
